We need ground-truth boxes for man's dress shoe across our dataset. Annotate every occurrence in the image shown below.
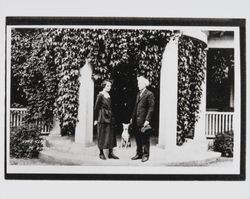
[141,156,149,162]
[131,154,142,160]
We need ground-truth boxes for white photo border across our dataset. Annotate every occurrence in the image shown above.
[5,17,246,180]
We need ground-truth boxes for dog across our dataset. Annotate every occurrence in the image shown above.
[119,123,131,148]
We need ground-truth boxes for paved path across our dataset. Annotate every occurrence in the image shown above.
[38,135,222,166]
[10,156,233,167]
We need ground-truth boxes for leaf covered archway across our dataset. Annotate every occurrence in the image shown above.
[11,28,207,145]
[11,28,173,135]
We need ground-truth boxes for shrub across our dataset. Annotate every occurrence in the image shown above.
[10,125,43,158]
[213,130,234,157]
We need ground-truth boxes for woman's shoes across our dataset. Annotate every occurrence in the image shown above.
[99,149,119,160]
[99,154,106,160]
[108,153,119,159]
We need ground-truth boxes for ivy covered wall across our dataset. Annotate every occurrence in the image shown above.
[177,35,207,145]
[11,28,173,136]
[11,29,208,144]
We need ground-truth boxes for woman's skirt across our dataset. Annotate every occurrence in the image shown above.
[97,123,117,149]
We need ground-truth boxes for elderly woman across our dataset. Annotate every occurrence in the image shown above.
[94,80,119,160]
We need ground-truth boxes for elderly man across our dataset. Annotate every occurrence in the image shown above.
[130,76,155,162]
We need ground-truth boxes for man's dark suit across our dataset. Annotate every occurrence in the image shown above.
[131,88,155,158]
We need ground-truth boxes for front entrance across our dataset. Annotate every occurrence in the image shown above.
[75,30,209,150]
[93,61,160,142]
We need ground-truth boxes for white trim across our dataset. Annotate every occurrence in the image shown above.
[233,27,241,173]
[5,26,241,175]
[7,25,239,32]
[6,26,11,171]
[208,35,234,48]
[182,30,207,43]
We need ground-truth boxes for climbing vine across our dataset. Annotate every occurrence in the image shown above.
[11,28,173,136]
[11,28,210,142]
[177,35,207,145]
[11,28,212,143]
[11,29,58,127]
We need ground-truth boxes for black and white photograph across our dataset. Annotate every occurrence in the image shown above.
[4,17,246,180]
[1,0,250,199]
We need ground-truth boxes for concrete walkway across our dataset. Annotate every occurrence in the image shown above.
[39,135,222,166]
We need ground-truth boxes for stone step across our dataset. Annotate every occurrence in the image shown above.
[43,135,80,153]
[39,145,221,166]
[40,135,221,166]
[44,135,133,154]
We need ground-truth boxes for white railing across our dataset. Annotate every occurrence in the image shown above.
[205,111,234,138]
[10,108,51,134]
[10,108,27,127]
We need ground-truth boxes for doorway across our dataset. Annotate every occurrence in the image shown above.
[93,61,160,143]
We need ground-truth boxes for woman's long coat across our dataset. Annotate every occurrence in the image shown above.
[94,93,117,149]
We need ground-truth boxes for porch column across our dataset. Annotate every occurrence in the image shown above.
[75,60,94,146]
[158,36,179,149]
[49,118,61,136]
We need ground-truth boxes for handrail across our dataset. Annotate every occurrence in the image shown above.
[10,108,27,111]
[206,111,234,115]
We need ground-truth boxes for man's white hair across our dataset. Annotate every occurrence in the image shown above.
[137,76,150,87]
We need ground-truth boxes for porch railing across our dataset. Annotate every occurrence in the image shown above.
[10,108,234,138]
[205,111,234,138]
[10,108,51,134]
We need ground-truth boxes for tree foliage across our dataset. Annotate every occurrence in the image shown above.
[206,48,234,111]
[209,49,234,84]
[11,29,58,127]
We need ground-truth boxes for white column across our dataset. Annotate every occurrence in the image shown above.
[229,77,234,109]
[158,37,179,150]
[49,118,61,136]
[75,60,94,146]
